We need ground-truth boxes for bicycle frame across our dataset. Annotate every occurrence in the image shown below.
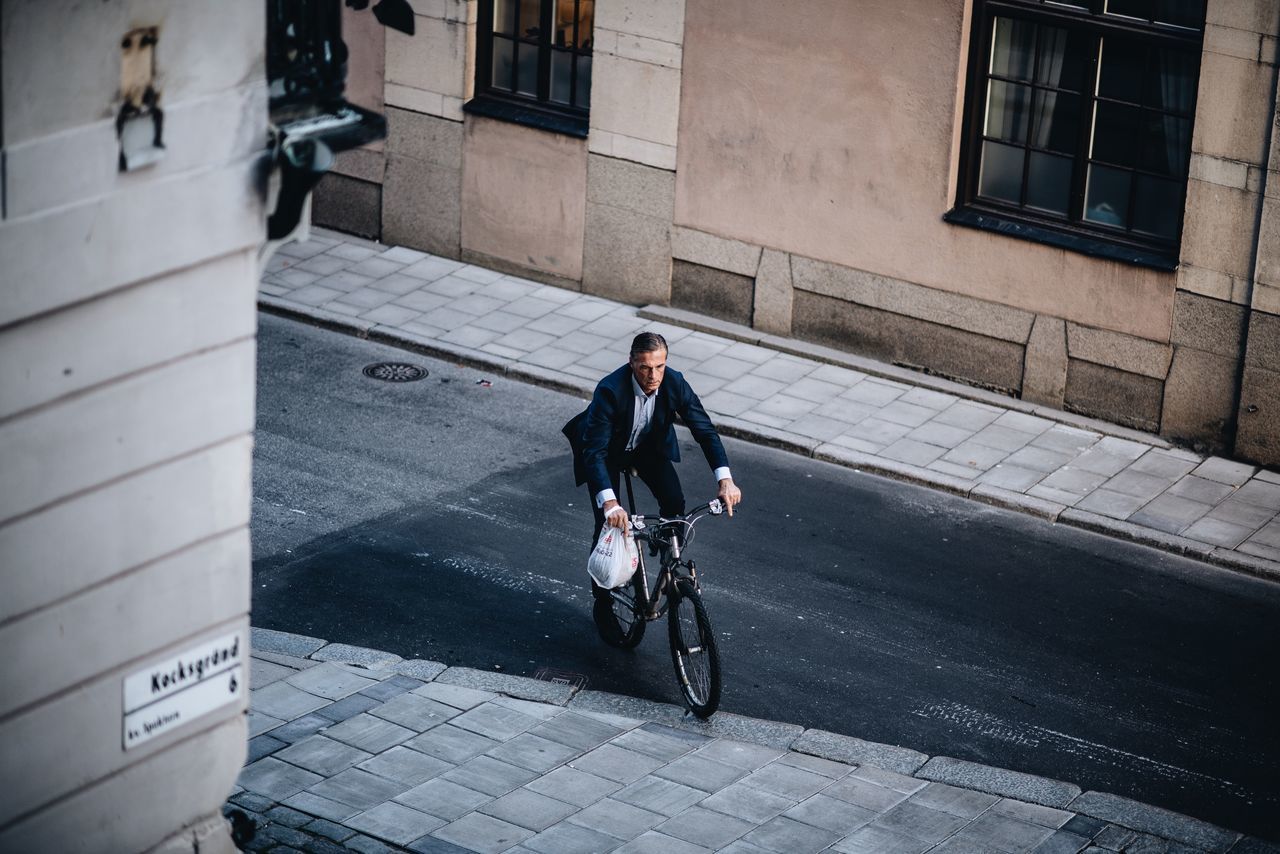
[618,469,723,621]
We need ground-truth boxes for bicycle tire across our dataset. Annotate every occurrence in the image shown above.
[592,570,646,649]
[667,576,721,717]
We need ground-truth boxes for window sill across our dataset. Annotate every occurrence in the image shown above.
[943,206,1178,272]
[463,95,588,139]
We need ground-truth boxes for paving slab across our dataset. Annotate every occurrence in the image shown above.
[346,801,446,846]
[394,777,494,820]
[430,812,535,854]
[252,682,331,722]
[405,723,501,764]
[356,746,453,786]
[567,796,665,841]
[322,713,416,754]
[286,662,379,701]
[480,787,580,831]
[275,735,373,777]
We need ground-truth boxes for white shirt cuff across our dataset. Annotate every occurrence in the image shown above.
[714,467,732,482]
[595,488,617,508]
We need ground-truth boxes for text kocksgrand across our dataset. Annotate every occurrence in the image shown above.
[148,636,240,696]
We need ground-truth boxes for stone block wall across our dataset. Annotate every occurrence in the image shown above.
[1162,0,1280,456]
[0,2,263,850]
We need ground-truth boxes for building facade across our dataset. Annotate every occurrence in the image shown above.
[0,1,265,850]
[314,0,1280,466]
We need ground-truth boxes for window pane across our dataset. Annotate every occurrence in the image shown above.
[1143,114,1192,175]
[985,80,1031,143]
[1106,0,1151,19]
[517,0,542,38]
[1084,164,1132,227]
[1152,0,1204,28]
[550,49,572,104]
[1031,90,1081,154]
[515,41,538,96]
[494,0,516,35]
[1035,25,1090,92]
[1147,47,1196,113]
[575,53,592,108]
[555,0,593,48]
[1098,37,1145,103]
[1132,175,1183,238]
[991,17,1035,81]
[1026,152,1073,215]
[979,141,1026,204]
[1092,101,1141,167]
[491,36,514,90]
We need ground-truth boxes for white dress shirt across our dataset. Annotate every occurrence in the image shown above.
[596,374,732,508]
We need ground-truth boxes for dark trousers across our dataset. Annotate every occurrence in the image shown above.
[588,452,685,600]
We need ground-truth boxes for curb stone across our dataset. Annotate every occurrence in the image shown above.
[916,755,1081,809]
[310,642,404,670]
[393,659,449,681]
[666,711,804,751]
[433,666,577,705]
[251,626,327,658]
[1067,791,1242,852]
[790,729,929,776]
[258,298,1280,585]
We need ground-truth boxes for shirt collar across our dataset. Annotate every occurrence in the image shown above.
[631,373,657,401]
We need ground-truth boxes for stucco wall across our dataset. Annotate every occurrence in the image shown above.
[674,0,1175,344]
[460,115,589,281]
[0,1,264,850]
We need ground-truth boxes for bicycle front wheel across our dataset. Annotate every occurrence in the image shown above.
[592,570,646,649]
[667,577,721,718]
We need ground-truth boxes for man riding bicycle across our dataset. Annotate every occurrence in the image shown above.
[562,331,743,595]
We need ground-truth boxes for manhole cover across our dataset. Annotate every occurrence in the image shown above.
[363,362,427,382]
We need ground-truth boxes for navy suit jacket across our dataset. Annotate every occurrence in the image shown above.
[563,364,730,498]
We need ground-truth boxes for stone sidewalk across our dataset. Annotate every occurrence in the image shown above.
[259,227,1280,582]
[231,628,1272,854]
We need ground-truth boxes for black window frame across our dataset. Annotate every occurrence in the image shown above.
[467,0,594,138]
[946,0,1205,270]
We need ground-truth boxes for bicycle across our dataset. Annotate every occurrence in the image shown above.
[592,470,725,718]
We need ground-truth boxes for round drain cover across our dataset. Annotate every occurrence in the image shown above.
[363,362,427,382]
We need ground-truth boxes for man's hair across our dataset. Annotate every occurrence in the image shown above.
[630,332,668,359]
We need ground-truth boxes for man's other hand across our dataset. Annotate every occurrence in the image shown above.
[718,478,742,517]
[602,499,629,530]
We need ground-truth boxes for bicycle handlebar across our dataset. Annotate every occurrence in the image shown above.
[629,498,725,532]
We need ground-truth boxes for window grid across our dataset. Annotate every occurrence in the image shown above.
[475,0,592,121]
[953,0,1204,266]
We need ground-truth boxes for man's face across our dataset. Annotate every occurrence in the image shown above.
[630,348,667,395]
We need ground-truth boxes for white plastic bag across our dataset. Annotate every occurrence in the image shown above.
[587,523,639,589]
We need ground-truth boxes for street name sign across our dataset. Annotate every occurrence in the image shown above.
[122,630,244,750]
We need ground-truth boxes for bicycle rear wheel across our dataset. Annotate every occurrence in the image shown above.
[592,570,646,648]
[667,577,721,718]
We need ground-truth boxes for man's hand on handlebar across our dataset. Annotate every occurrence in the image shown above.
[718,478,742,517]
[602,499,629,530]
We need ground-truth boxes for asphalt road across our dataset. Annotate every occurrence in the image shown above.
[251,312,1280,839]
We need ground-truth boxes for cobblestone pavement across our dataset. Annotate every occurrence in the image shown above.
[231,629,1274,854]
[260,228,1280,582]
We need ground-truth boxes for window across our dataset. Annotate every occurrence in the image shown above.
[468,0,595,137]
[948,0,1204,269]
